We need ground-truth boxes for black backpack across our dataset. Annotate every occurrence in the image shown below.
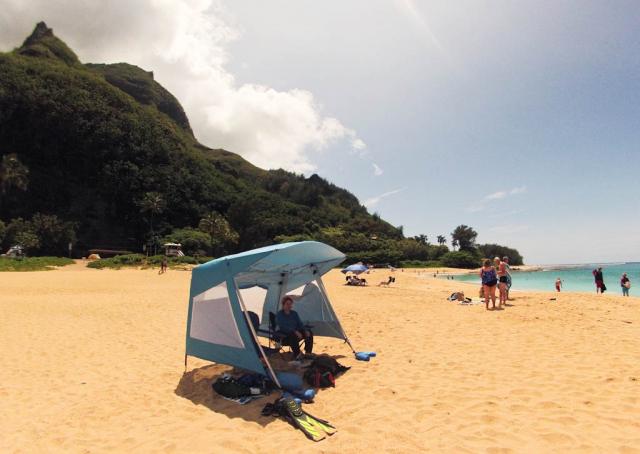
[303,355,350,388]
[212,376,252,398]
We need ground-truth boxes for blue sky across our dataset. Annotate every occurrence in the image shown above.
[1,0,639,264]
[223,1,640,264]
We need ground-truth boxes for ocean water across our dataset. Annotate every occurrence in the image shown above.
[449,262,640,293]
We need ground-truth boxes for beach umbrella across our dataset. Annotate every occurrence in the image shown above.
[341,264,368,275]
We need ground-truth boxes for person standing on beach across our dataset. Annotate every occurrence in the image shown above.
[592,267,605,294]
[159,255,168,274]
[621,273,630,296]
[480,259,498,310]
[503,256,512,299]
[495,257,508,308]
[555,277,562,292]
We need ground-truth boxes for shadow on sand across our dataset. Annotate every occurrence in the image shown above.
[174,363,276,426]
[174,353,349,425]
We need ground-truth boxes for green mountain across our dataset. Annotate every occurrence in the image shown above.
[0,22,404,257]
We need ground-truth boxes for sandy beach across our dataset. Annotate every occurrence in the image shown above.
[2,264,639,453]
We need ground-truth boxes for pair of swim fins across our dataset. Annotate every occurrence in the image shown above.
[282,398,336,442]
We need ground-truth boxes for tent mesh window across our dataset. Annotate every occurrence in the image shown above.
[190,281,245,348]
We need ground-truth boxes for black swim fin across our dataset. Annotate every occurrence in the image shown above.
[281,398,336,441]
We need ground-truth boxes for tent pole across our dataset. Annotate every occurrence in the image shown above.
[235,279,282,389]
[316,276,357,354]
[184,354,188,372]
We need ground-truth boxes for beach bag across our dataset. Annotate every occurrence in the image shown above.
[624,281,631,289]
[304,355,350,388]
[304,368,335,388]
[310,355,350,376]
[212,376,252,398]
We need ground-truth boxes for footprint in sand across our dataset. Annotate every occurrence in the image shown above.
[373,387,396,397]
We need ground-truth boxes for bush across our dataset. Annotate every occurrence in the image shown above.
[440,251,480,269]
[162,228,211,256]
[87,253,145,269]
[477,244,524,265]
[3,214,75,256]
[87,253,212,269]
[0,256,73,271]
[345,248,403,266]
[145,254,212,265]
[14,231,40,254]
[398,260,442,268]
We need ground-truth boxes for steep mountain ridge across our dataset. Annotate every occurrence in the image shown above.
[0,23,401,255]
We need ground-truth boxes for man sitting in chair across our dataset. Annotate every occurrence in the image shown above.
[276,296,313,359]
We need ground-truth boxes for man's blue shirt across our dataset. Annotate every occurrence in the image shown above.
[276,310,304,334]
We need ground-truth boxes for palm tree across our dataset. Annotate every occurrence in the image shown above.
[413,234,429,246]
[199,212,239,256]
[437,235,446,246]
[451,224,478,252]
[138,192,165,254]
[451,239,459,251]
[0,153,29,194]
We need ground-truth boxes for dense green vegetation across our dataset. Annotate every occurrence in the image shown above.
[0,23,524,269]
[0,23,400,257]
[477,244,524,266]
[0,256,73,271]
[86,254,211,269]
[444,225,524,268]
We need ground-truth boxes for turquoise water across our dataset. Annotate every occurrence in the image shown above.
[450,262,640,293]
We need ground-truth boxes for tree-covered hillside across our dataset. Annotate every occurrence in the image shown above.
[0,23,525,267]
[0,23,403,257]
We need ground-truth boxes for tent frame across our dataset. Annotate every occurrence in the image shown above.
[184,242,355,389]
[234,279,282,388]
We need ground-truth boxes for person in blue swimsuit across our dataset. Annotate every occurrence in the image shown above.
[480,259,498,310]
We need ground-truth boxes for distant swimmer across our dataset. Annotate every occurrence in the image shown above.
[555,277,562,292]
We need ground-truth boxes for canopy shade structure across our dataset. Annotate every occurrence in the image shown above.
[185,241,353,387]
[341,264,368,275]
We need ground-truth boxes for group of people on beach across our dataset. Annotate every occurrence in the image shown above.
[553,267,632,296]
[479,256,512,310]
[589,267,631,296]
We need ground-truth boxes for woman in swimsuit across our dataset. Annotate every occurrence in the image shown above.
[495,257,508,309]
[480,258,498,310]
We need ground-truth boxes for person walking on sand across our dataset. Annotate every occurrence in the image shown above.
[555,277,562,292]
[481,259,498,310]
[621,273,630,296]
[159,255,168,274]
[592,267,606,294]
[495,257,507,309]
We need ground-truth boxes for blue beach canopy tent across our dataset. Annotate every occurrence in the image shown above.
[341,263,368,275]
[184,241,356,388]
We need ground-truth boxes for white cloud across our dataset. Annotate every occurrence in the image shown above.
[485,191,507,200]
[467,186,527,212]
[372,163,384,176]
[0,0,364,173]
[352,138,366,151]
[364,187,406,208]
